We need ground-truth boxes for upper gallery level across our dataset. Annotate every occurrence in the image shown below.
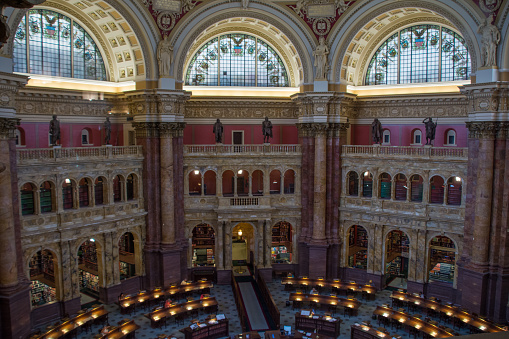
[17,145,145,244]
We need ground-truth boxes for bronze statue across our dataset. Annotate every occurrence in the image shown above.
[371,118,383,144]
[49,115,60,146]
[423,117,437,145]
[213,118,223,143]
[262,117,273,143]
[104,117,111,145]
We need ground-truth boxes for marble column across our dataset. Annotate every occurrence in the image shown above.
[257,220,264,268]
[216,222,224,270]
[312,124,328,242]
[264,219,272,268]
[160,124,176,246]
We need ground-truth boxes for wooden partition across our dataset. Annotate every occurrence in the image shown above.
[231,273,249,333]
[256,269,280,328]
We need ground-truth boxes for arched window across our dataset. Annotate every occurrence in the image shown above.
[40,181,53,213]
[20,183,36,215]
[447,177,462,205]
[394,174,407,201]
[16,128,25,146]
[385,230,410,282]
[189,170,202,196]
[410,175,423,202]
[412,130,422,145]
[95,177,105,205]
[222,170,234,196]
[62,179,74,210]
[382,129,390,145]
[270,170,281,194]
[379,173,391,199]
[81,129,90,145]
[113,175,123,202]
[185,33,289,87]
[126,174,136,200]
[14,9,107,81]
[251,170,263,196]
[366,25,470,85]
[429,176,445,204]
[204,170,217,196]
[348,171,359,196]
[445,129,456,146]
[362,171,373,197]
[78,178,89,207]
[237,169,249,196]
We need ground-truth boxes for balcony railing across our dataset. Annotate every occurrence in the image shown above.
[342,145,468,159]
[17,146,143,163]
[184,144,301,155]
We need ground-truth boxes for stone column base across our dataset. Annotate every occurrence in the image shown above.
[406,280,425,295]
[160,249,182,286]
[365,273,383,291]
[457,265,489,315]
[0,285,31,339]
[217,270,232,285]
[144,248,162,289]
[308,243,328,278]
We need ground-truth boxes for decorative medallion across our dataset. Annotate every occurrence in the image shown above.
[141,0,203,36]
[479,0,501,14]
[157,11,176,32]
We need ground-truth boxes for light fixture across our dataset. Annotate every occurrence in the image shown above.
[194,170,199,175]
[273,180,277,184]
[238,170,243,175]
[90,238,95,242]
[364,171,370,177]
[238,229,242,237]
[65,178,71,184]
[455,176,461,182]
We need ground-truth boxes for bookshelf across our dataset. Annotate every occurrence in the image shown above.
[295,314,340,338]
[430,177,444,204]
[380,181,391,199]
[80,270,99,293]
[78,241,98,272]
[179,318,229,339]
[192,225,215,267]
[120,261,135,280]
[29,250,55,282]
[79,183,89,207]
[30,280,56,307]
[348,172,359,196]
[362,177,372,197]
[410,180,423,202]
[447,180,462,205]
[394,175,407,200]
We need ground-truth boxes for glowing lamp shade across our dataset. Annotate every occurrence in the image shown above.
[238,229,242,237]
[194,170,199,175]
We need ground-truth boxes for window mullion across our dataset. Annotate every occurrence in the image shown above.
[26,14,30,73]
[397,31,400,84]
[439,27,442,82]
[71,19,74,78]
[255,38,258,87]
[217,38,220,86]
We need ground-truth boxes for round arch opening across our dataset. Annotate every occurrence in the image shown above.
[192,224,215,267]
[77,239,100,301]
[347,225,368,270]
[29,249,58,308]
[429,235,456,284]
[385,230,409,288]
[271,221,293,264]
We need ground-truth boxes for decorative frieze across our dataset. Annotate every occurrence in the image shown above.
[297,122,349,137]
[466,121,509,139]
[185,99,297,119]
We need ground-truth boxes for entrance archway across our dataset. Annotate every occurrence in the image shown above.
[29,250,58,308]
[385,230,409,289]
[119,232,136,280]
[77,239,101,303]
[271,221,293,263]
[192,224,215,267]
[347,225,368,270]
[428,236,456,284]
[232,223,255,271]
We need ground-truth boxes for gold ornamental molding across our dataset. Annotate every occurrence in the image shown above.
[159,121,186,137]
[297,122,349,137]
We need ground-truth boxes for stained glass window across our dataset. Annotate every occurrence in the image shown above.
[13,9,107,81]
[365,25,470,85]
[185,33,289,87]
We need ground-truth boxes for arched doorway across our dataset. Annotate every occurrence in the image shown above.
[428,236,456,284]
[119,232,136,280]
[232,223,255,271]
[385,230,409,288]
[347,225,368,270]
[29,250,58,307]
[271,221,293,263]
[77,239,100,302]
[192,224,215,267]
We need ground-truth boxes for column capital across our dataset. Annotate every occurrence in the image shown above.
[0,72,28,118]
[159,122,186,137]
[126,89,191,117]
[466,121,509,139]
[297,122,349,137]
[460,81,509,118]
[0,117,19,139]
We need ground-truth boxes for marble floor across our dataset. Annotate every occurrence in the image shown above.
[34,276,476,339]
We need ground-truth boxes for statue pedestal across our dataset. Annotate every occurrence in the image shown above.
[476,67,499,83]
[52,145,61,148]
[313,80,328,92]
[158,77,175,90]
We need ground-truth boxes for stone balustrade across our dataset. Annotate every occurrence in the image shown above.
[17,145,143,163]
[184,144,301,156]
[342,145,468,160]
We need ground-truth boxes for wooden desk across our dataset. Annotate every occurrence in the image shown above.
[373,306,453,338]
[264,330,281,339]
[145,297,218,328]
[282,277,376,296]
[235,331,262,339]
[179,318,228,339]
[119,281,213,311]
[350,323,400,339]
[289,293,361,311]
[98,320,140,338]
[390,291,508,333]
[295,313,340,338]
[36,305,108,339]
